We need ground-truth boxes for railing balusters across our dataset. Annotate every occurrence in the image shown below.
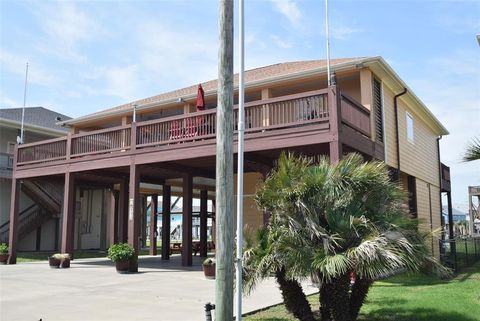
[17,90,338,166]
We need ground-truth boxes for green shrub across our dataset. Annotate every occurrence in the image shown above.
[0,243,8,254]
[107,243,135,263]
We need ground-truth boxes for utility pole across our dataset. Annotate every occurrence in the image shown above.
[216,0,234,320]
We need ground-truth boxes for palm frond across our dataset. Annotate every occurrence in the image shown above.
[463,137,480,162]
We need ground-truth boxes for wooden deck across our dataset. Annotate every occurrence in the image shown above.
[13,86,380,178]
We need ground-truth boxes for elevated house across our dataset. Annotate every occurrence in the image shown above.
[6,57,453,268]
[0,107,70,251]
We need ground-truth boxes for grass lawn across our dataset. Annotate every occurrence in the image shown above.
[245,263,480,321]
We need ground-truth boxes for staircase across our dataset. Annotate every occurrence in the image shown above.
[21,180,62,214]
[0,179,63,244]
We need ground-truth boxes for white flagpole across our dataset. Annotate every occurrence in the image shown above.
[236,0,245,319]
[20,62,29,144]
[325,0,331,86]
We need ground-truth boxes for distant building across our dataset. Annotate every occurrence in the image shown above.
[0,107,71,251]
[442,205,469,237]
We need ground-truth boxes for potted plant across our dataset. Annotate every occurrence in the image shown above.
[202,258,216,279]
[49,253,70,268]
[0,243,8,264]
[107,243,135,273]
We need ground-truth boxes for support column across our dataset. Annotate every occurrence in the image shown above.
[141,195,148,248]
[161,185,171,260]
[200,190,208,257]
[109,188,118,246]
[61,172,76,259]
[150,194,158,255]
[329,141,342,163]
[447,192,454,239]
[128,163,140,272]
[118,180,128,242]
[182,174,193,266]
[328,85,342,163]
[54,218,60,251]
[7,179,20,264]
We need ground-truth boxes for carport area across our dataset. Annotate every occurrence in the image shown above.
[0,255,318,321]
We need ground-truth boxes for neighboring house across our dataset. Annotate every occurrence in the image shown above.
[0,107,71,251]
[442,206,469,237]
[6,57,452,266]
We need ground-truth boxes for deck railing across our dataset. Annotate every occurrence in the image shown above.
[17,137,67,165]
[15,87,371,167]
[339,92,371,137]
[441,163,451,192]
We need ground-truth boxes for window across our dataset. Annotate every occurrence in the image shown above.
[406,112,414,143]
[372,78,384,142]
[407,175,417,218]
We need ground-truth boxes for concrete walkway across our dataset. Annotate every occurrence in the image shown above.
[0,255,318,321]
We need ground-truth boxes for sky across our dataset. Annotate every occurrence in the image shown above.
[0,0,479,206]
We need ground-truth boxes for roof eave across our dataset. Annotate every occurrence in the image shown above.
[0,118,68,136]
[60,58,370,127]
[362,57,449,136]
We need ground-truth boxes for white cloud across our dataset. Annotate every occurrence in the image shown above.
[270,0,302,28]
[34,2,105,62]
[0,92,21,108]
[0,50,58,87]
[329,24,362,41]
[135,21,218,89]
[271,35,293,49]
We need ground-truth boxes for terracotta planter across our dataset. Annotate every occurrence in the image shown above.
[115,261,130,273]
[48,257,61,268]
[0,253,8,264]
[203,263,215,279]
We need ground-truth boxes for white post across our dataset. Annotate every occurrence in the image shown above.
[325,0,331,86]
[133,104,137,123]
[236,0,245,319]
[20,62,29,144]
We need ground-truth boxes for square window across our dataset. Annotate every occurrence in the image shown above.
[406,112,414,143]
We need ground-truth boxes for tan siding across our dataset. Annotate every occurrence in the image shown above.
[397,100,440,186]
[416,179,441,258]
[382,86,398,168]
[235,172,264,231]
[381,82,440,187]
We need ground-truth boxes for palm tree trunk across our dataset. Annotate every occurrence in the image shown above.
[349,277,373,321]
[322,273,351,321]
[319,282,331,321]
[275,268,315,321]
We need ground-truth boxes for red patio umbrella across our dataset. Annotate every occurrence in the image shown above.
[196,84,205,111]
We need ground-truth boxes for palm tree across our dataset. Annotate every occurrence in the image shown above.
[253,153,449,321]
[463,137,480,162]
[243,225,315,321]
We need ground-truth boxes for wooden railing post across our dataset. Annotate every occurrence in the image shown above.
[131,122,137,151]
[65,133,72,160]
[328,85,342,163]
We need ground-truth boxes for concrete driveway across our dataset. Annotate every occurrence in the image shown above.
[0,255,318,321]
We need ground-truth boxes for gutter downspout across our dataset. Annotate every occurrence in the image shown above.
[394,88,408,179]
